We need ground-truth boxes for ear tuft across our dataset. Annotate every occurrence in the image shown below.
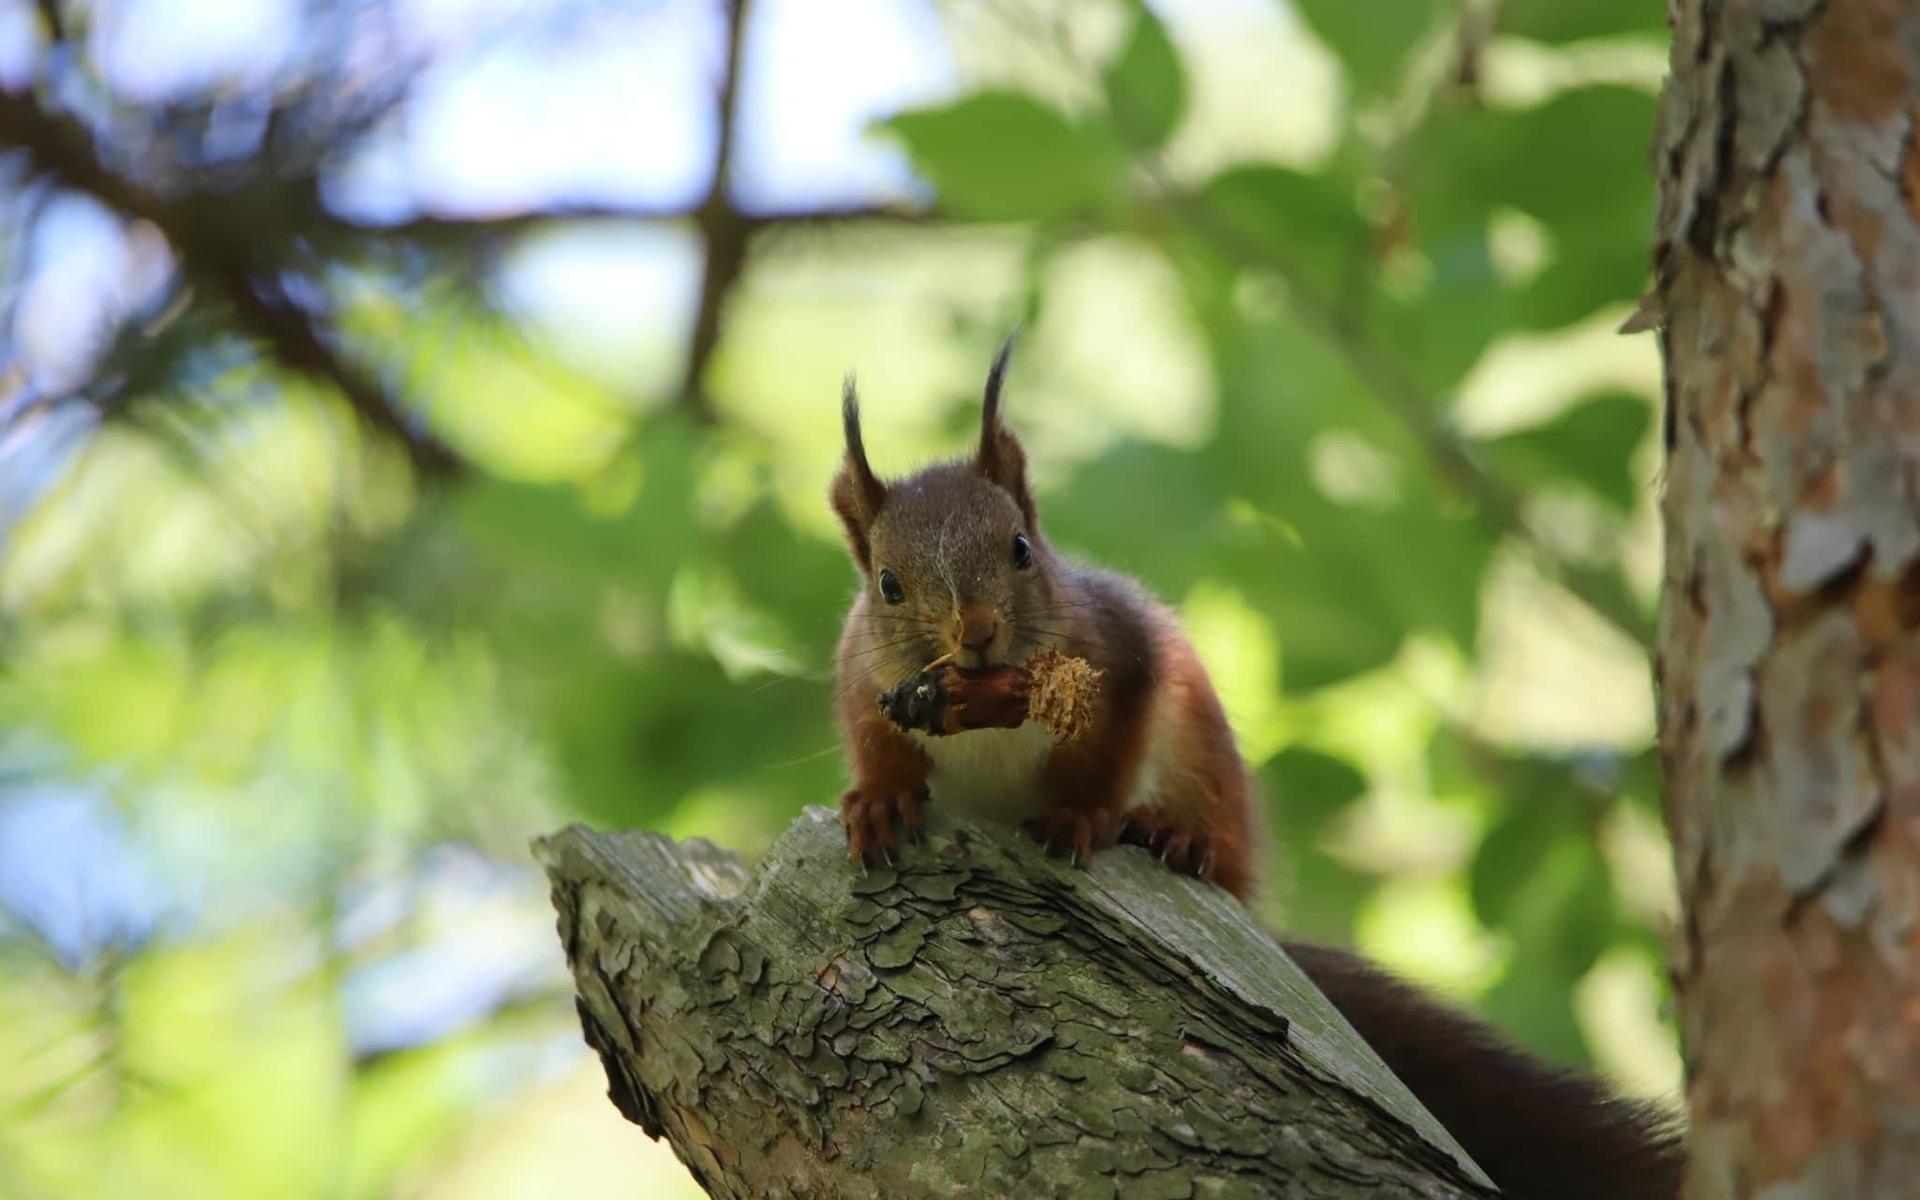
[975,332,1037,525]
[980,330,1018,443]
[830,374,889,571]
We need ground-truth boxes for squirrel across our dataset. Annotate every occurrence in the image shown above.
[828,336,1684,1200]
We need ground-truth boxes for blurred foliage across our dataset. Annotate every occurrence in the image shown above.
[0,0,1680,1196]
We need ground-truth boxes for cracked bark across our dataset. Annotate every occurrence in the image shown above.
[536,810,1498,1199]
[1654,1,1920,1196]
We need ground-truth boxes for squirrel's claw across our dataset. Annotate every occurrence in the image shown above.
[1020,807,1111,868]
[839,786,925,868]
[1118,806,1218,886]
[1159,832,1196,873]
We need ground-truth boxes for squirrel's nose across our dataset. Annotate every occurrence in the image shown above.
[956,605,1001,651]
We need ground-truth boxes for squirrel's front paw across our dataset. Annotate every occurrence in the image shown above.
[840,786,925,867]
[1118,807,1216,882]
[1020,806,1116,867]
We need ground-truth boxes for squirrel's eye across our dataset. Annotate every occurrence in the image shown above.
[878,569,905,604]
[1011,533,1033,570]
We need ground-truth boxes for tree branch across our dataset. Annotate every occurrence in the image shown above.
[0,88,463,479]
[219,269,461,478]
[535,808,1498,1199]
[674,0,754,424]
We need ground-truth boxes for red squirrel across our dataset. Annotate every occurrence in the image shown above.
[828,337,1684,1200]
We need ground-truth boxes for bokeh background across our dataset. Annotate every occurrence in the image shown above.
[0,0,1677,1196]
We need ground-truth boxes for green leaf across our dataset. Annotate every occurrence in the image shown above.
[1510,833,1618,975]
[1222,488,1493,692]
[1481,392,1652,512]
[1408,87,1656,331]
[1502,0,1667,43]
[1104,3,1186,149]
[1282,850,1376,944]
[1049,441,1232,597]
[1515,243,1650,330]
[888,90,1125,221]
[1479,836,1619,1066]
[546,650,839,827]
[1374,230,1511,389]
[1502,88,1656,236]
[1379,497,1494,648]
[1264,747,1369,832]
[1209,306,1392,495]
[1618,748,1664,815]
[1223,513,1403,692]
[1294,0,1448,98]
[1483,957,1592,1067]
[1263,750,1376,943]
[1555,851,1620,976]
[1196,165,1371,299]
[718,500,857,671]
[449,417,703,601]
[1470,791,1576,926]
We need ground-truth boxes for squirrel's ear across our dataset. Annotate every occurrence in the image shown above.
[830,375,888,572]
[975,332,1037,525]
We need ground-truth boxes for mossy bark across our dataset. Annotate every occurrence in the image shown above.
[536,809,1496,1199]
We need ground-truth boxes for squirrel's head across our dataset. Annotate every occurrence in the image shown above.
[830,336,1066,672]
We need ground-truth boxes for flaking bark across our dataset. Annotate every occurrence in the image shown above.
[536,809,1497,1199]
[1654,1,1920,1195]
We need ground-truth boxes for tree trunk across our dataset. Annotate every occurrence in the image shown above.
[1653,1,1920,1196]
[535,809,1497,1199]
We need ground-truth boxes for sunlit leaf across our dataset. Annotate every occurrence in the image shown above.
[1104,2,1186,149]
[1502,88,1657,233]
[1484,955,1592,1067]
[1404,86,1657,331]
[1194,165,1370,299]
[1515,242,1651,329]
[1295,0,1449,98]
[887,91,1126,222]
[1263,747,1368,831]
[1617,748,1663,816]
[1502,0,1667,43]
[1470,789,1577,927]
[719,500,858,672]
[1228,522,1404,691]
[1281,850,1376,944]
[1048,440,1233,597]
[1375,231,1511,389]
[1262,747,1376,941]
[1229,489,1492,691]
[1481,393,1652,512]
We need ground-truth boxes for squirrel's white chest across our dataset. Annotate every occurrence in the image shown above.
[909,722,1055,824]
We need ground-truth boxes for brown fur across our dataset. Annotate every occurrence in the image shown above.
[830,344,1253,892]
[1118,632,1256,899]
[834,683,929,861]
[827,339,1683,1199]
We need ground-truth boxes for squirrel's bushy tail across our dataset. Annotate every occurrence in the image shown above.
[1284,941,1685,1200]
